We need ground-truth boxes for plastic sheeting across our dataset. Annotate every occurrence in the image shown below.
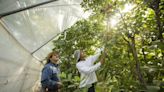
[0,23,42,92]
[0,0,90,91]
[1,0,90,61]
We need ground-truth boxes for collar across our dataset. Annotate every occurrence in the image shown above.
[49,62,59,67]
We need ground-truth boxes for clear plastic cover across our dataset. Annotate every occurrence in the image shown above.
[0,0,89,91]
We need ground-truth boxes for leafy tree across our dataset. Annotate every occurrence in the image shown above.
[51,0,164,91]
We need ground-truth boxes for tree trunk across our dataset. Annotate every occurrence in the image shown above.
[149,0,163,42]
[151,0,164,69]
[141,38,147,62]
[130,37,147,88]
[123,36,147,88]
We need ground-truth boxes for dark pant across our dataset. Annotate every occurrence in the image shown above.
[41,87,59,92]
[88,84,95,92]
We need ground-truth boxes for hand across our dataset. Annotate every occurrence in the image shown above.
[100,50,107,64]
[101,46,105,51]
[100,58,105,64]
[57,82,63,89]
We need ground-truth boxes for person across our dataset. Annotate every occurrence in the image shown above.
[41,51,62,92]
[74,48,106,92]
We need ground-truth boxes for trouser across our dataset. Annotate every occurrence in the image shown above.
[88,84,95,92]
[41,87,59,92]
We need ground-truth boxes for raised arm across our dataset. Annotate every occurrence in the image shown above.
[87,47,104,64]
[76,62,101,74]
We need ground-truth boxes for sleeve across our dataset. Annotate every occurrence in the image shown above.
[76,62,101,74]
[87,51,101,64]
[41,66,57,88]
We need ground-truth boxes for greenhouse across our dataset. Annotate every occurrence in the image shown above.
[0,0,163,92]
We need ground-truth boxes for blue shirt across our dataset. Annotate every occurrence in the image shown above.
[41,62,61,89]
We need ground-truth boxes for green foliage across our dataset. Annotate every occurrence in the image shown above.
[52,19,106,91]
[51,0,164,91]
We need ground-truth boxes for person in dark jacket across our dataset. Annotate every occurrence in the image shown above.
[41,51,62,92]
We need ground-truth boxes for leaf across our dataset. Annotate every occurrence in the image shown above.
[59,72,66,78]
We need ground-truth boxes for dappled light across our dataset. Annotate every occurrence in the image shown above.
[110,17,119,28]
[121,3,135,13]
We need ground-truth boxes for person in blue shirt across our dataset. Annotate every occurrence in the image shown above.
[41,51,62,92]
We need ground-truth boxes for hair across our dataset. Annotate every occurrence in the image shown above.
[77,58,80,62]
[46,51,59,64]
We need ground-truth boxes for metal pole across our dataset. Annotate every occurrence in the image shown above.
[0,0,58,18]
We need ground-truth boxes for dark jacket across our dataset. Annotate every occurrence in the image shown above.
[41,62,61,90]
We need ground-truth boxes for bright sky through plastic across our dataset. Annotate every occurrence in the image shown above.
[82,11,92,19]
[110,3,135,28]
